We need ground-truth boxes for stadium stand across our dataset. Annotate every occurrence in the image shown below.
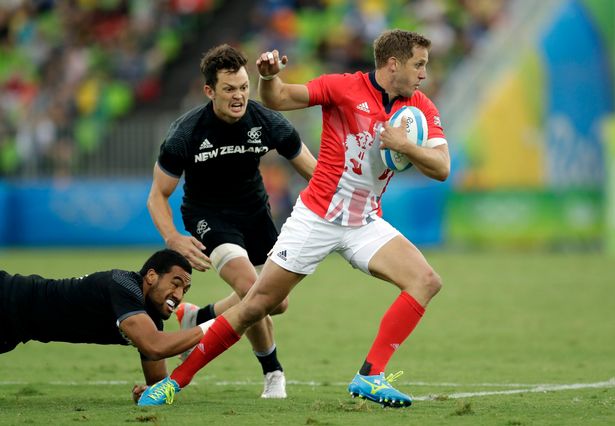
[0,0,508,179]
[0,0,225,177]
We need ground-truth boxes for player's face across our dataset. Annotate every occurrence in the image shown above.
[392,46,428,98]
[147,265,192,319]
[205,67,250,123]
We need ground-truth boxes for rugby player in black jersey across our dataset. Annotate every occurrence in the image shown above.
[0,249,211,403]
[146,44,316,399]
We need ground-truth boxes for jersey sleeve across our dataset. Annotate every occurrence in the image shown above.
[307,74,347,107]
[270,111,302,159]
[254,102,302,159]
[108,270,148,324]
[413,92,446,145]
[157,120,190,178]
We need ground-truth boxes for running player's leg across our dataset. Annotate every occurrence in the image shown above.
[138,199,335,406]
[177,199,333,389]
[169,259,304,390]
[363,235,440,373]
[181,208,289,397]
[207,293,282,317]
[191,282,284,325]
[214,209,290,397]
[234,206,291,397]
[342,219,442,407]
[218,255,287,397]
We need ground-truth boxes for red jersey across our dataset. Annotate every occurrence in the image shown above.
[300,71,446,226]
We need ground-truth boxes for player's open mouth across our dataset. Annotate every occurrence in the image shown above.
[166,299,176,311]
[230,102,243,112]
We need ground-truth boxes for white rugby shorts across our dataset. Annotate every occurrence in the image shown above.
[269,197,400,275]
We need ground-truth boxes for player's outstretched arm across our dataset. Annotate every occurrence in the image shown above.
[141,359,167,385]
[147,164,211,271]
[120,313,205,361]
[256,50,310,111]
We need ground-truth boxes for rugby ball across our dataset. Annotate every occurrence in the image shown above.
[380,106,428,171]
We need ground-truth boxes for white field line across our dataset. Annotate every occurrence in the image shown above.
[0,380,566,387]
[0,378,614,401]
[414,379,615,401]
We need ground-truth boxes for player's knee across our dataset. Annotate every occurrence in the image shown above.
[233,281,252,298]
[269,297,289,315]
[422,268,442,297]
[212,243,249,272]
[241,301,269,326]
[229,273,261,298]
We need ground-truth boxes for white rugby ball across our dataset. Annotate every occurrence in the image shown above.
[380,106,428,171]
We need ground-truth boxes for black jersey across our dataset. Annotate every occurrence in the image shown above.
[0,270,163,347]
[157,100,302,209]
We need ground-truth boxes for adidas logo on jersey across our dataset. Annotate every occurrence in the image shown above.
[199,138,213,150]
[356,102,370,113]
[276,250,287,261]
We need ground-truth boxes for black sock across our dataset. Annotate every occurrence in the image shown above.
[196,304,216,324]
[255,346,283,375]
[359,360,373,376]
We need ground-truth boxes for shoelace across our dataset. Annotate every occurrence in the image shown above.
[384,371,404,384]
[147,381,176,404]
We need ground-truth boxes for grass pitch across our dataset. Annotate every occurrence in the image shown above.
[0,248,614,425]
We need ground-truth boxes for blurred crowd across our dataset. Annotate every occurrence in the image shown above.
[242,0,508,96]
[0,0,216,177]
[0,0,508,178]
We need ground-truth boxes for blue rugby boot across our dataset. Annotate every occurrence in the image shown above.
[137,377,181,406]
[348,371,412,408]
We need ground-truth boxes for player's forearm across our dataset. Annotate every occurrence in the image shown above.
[258,76,286,110]
[141,360,167,385]
[140,328,204,361]
[402,144,450,181]
[147,191,180,243]
[258,79,310,111]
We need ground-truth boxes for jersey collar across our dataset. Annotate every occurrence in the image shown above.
[369,71,402,114]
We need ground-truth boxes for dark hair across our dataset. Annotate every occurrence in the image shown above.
[139,249,192,277]
[200,44,248,87]
[373,29,431,68]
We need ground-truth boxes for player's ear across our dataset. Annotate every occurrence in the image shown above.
[388,57,398,72]
[203,84,214,100]
[144,269,158,286]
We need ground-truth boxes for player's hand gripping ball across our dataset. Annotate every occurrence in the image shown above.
[380,106,428,171]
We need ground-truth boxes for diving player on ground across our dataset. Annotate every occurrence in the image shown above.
[0,249,209,403]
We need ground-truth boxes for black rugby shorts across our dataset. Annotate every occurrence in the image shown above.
[182,204,278,267]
